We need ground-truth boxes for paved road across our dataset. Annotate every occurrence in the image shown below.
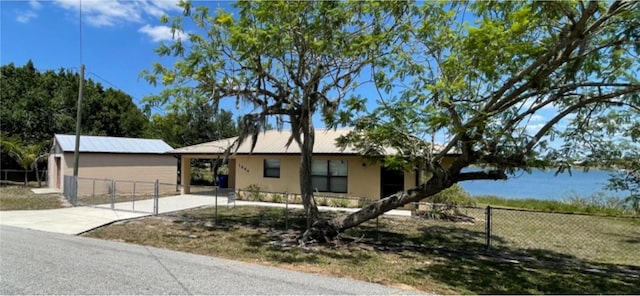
[0,226,424,295]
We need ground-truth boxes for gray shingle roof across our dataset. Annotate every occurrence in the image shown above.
[54,134,173,154]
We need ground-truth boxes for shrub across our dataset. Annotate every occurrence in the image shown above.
[271,194,283,203]
[417,184,477,222]
[318,197,329,206]
[246,184,263,201]
[428,184,476,207]
[330,197,350,208]
[293,194,302,204]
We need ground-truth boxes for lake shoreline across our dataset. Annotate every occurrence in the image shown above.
[459,169,623,201]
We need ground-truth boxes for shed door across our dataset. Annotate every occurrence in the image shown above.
[55,157,61,189]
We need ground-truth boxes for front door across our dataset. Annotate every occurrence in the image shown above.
[380,167,404,199]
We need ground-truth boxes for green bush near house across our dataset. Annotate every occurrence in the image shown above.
[427,184,476,206]
[271,193,283,203]
[330,197,350,208]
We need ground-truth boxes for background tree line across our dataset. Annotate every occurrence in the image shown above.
[0,60,238,184]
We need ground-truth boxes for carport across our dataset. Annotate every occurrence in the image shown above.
[167,137,238,194]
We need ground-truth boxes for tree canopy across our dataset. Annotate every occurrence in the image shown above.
[337,1,640,223]
[142,0,405,237]
[144,0,640,240]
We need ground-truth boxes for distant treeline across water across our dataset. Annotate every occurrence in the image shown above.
[459,169,624,200]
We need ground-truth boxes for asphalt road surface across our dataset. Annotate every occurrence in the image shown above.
[0,225,425,295]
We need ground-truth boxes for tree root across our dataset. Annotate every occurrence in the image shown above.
[299,219,339,244]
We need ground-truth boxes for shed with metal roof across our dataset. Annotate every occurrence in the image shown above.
[48,134,177,195]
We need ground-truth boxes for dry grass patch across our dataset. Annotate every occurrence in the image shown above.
[85,206,640,294]
[0,186,67,211]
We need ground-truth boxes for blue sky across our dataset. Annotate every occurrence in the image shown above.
[1,0,227,110]
[1,0,564,145]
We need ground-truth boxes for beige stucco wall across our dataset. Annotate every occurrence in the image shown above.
[49,152,177,195]
[230,154,417,201]
[177,153,458,201]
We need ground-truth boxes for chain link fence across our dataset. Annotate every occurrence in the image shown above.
[62,175,180,214]
[230,189,640,267]
[1,169,47,186]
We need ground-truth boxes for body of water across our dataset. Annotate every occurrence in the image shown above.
[458,169,624,201]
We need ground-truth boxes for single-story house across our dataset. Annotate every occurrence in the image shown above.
[48,134,177,195]
[170,129,454,201]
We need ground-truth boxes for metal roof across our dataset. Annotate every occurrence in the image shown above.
[170,129,447,155]
[54,134,173,154]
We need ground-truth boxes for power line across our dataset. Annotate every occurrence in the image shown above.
[87,72,144,105]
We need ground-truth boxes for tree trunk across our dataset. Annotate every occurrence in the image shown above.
[35,166,42,188]
[299,124,325,236]
[330,171,452,232]
[24,170,28,187]
[324,165,507,237]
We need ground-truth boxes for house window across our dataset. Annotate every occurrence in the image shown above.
[264,159,280,178]
[311,160,347,193]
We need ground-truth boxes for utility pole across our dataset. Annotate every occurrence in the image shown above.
[72,64,85,177]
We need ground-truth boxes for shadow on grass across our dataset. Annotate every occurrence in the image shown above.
[168,206,640,294]
[378,225,640,294]
[409,246,640,294]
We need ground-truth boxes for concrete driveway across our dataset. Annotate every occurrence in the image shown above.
[0,192,411,235]
[0,194,229,235]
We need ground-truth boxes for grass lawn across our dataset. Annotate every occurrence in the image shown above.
[0,186,67,210]
[85,206,640,294]
[474,194,631,216]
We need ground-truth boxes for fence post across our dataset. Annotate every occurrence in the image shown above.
[376,215,380,241]
[214,186,218,224]
[72,176,78,206]
[153,179,159,216]
[485,205,492,251]
[92,179,96,206]
[285,192,289,230]
[110,179,116,210]
[132,181,136,211]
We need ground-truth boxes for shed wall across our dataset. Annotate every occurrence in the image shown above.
[49,152,176,195]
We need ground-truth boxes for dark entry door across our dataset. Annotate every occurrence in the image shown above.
[380,167,404,199]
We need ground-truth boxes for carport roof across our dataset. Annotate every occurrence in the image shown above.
[54,134,173,154]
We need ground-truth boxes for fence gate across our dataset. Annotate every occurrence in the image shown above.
[62,175,160,215]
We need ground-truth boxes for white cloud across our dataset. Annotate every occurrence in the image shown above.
[138,24,185,42]
[525,123,546,134]
[51,0,181,27]
[28,0,42,10]
[529,114,545,122]
[16,10,38,23]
